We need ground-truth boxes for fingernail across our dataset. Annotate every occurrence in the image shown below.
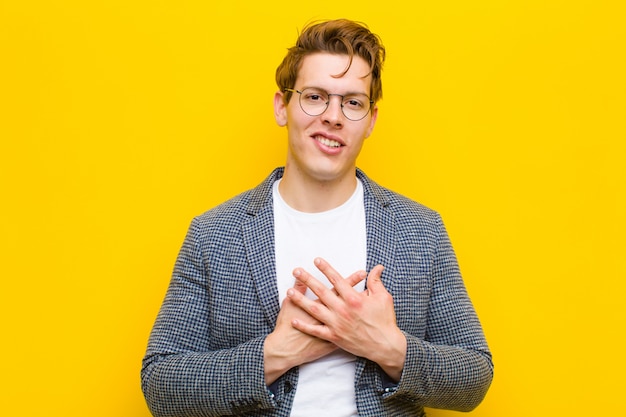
[287,289,294,297]
[293,268,301,277]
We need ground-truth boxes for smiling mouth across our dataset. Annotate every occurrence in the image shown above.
[314,136,342,148]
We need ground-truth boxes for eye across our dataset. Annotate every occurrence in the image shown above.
[304,90,327,103]
[343,96,365,109]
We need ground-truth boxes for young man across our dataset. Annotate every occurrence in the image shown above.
[142,19,493,417]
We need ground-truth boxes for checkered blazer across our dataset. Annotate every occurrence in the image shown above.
[142,168,493,417]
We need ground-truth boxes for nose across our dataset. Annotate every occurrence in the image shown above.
[322,95,344,127]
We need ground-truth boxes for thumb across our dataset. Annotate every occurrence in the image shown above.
[366,264,385,294]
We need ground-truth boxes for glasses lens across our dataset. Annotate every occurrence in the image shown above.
[341,94,371,121]
[299,88,329,116]
[298,88,372,121]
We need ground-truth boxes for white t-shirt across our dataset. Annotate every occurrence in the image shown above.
[273,179,367,417]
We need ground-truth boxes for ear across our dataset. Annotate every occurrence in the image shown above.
[365,105,378,138]
[274,91,288,127]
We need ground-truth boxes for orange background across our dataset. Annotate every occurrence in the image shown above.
[1,1,624,416]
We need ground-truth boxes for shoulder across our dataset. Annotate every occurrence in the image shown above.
[193,189,252,226]
[358,169,443,229]
[190,168,283,233]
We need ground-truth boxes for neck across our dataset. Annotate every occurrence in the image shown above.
[278,168,358,213]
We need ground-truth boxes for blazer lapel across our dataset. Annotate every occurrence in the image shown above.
[358,169,396,290]
[242,169,284,327]
[356,169,397,381]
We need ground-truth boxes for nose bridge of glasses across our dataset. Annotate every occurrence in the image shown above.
[325,93,346,113]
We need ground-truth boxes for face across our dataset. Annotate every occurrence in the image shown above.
[274,53,378,185]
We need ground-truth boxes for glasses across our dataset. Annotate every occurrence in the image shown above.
[284,87,374,121]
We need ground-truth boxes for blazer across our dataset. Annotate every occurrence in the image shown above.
[141,168,493,417]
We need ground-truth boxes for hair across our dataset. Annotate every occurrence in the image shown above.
[276,19,386,105]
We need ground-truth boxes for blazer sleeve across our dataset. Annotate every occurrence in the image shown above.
[385,214,493,411]
[140,218,278,417]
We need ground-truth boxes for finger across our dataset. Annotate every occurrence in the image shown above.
[293,280,308,294]
[365,264,385,294]
[294,259,365,290]
[312,257,344,286]
[292,267,333,301]
[291,318,332,341]
[287,286,330,323]
[313,257,359,298]
[344,269,367,289]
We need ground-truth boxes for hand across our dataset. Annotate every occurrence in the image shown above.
[263,269,367,384]
[287,258,407,381]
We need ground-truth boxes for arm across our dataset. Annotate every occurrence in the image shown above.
[141,219,277,417]
[390,216,493,411]
[289,218,493,412]
[141,218,369,416]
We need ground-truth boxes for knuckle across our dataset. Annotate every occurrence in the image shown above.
[345,294,362,308]
[309,303,322,315]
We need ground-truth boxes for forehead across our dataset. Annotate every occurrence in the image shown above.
[296,53,372,93]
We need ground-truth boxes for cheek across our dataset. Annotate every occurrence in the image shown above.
[365,109,378,137]
[355,123,374,143]
[286,110,313,133]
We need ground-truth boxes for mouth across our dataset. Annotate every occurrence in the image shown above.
[313,135,343,148]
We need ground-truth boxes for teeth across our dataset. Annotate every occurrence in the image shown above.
[315,136,341,148]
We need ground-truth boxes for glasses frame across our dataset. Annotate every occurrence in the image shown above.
[284,87,374,121]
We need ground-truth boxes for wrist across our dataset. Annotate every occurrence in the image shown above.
[263,333,293,385]
[376,329,407,382]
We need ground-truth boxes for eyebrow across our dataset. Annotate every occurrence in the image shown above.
[299,86,370,97]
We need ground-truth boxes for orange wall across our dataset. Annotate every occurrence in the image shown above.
[1,1,624,416]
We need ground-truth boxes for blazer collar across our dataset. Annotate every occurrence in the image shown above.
[245,167,391,216]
